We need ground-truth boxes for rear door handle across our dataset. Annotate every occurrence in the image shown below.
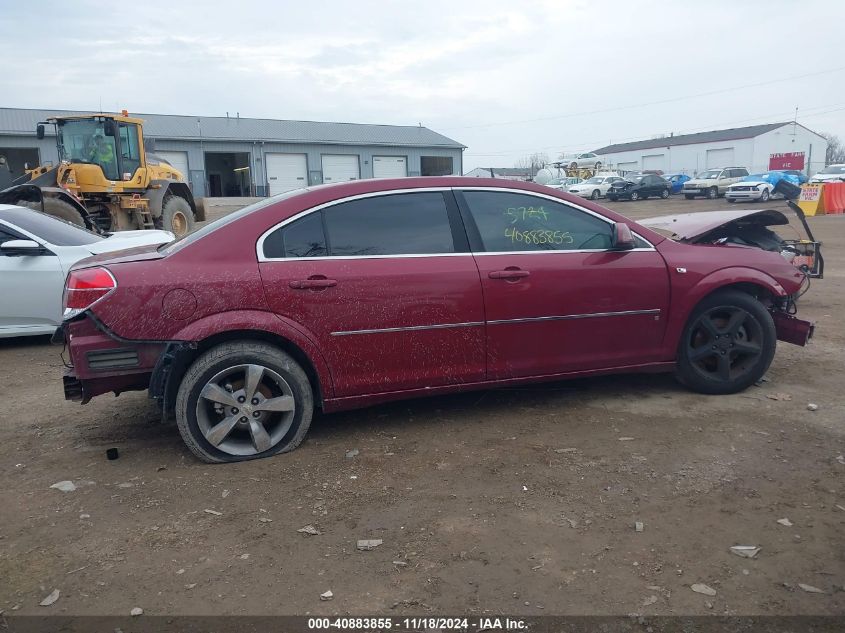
[289,277,337,290]
[489,269,530,280]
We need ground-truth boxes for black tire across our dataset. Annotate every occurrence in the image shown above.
[675,290,776,395]
[594,162,602,170]
[684,194,695,200]
[159,195,195,238]
[706,186,718,200]
[590,189,600,200]
[175,341,314,463]
[759,188,770,202]
[607,195,617,201]
[19,198,85,227]
[630,191,640,201]
[660,189,669,199]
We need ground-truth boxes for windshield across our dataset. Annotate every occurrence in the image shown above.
[820,165,845,174]
[57,119,119,180]
[0,206,103,246]
[584,177,603,184]
[696,169,722,179]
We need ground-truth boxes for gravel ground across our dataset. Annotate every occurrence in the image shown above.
[0,195,842,616]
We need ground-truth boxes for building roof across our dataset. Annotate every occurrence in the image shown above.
[466,167,536,177]
[592,122,792,155]
[0,107,465,149]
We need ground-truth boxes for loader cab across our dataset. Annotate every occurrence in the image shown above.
[53,115,144,184]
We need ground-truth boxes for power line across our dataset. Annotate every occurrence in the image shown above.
[446,66,845,132]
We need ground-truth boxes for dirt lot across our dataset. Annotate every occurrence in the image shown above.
[0,196,843,617]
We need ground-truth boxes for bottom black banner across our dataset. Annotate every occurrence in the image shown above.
[2,615,844,633]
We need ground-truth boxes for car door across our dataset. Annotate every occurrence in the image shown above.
[258,190,486,397]
[456,188,670,379]
[0,227,66,335]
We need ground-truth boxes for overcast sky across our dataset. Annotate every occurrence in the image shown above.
[2,0,843,171]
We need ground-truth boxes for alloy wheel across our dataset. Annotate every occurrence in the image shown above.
[195,364,296,456]
[686,306,763,383]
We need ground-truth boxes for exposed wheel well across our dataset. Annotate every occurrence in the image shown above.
[711,282,776,305]
[157,330,324,416]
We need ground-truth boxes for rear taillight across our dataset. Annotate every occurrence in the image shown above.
[63,267,116,319]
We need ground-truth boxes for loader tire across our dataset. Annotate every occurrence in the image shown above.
[159,195,195,238]
[19,198,85,227]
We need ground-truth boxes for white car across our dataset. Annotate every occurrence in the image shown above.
[0,205,174,338]
[561,152,604,170]
[810,164,845,183]
[567,175,624,200]
[725,179,775,203]
[543,176,583,190]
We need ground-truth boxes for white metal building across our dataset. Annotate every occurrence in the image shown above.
[0,107,465,197]
[592,122,828,177]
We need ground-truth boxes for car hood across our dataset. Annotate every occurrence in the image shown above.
[685,178,716,186]
[639,208,789,241]
[811,173,845,182]
[85,230,175,255]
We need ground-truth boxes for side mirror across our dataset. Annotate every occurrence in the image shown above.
[36,124,45,140]
[611,222,635,251]
[1,239,46,256]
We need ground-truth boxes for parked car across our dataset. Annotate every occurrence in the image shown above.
[682,167,749,199]
[567,174,624,199]
[810,164,845,183]
[561,152,603,170]
[543,176,583,190]
[58,178,813,463]
[0,205,173,338]
[725,171,801,203]
[606,174,671,201]
[663,173,691,194]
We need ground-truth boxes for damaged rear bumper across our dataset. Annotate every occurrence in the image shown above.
[772,311,814,346]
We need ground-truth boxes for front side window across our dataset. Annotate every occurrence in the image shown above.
[118,123,141,179]
[462,191,613,252]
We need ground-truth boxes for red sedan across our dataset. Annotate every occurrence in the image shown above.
[58,178,814,462]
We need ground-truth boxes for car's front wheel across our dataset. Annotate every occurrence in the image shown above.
[607,195,617,201]
[660,189,669,199]
[630,191,639,201]
[675,290,776,394]
[591,189,600,200]
[760,188,770,202]
[175,341,314,463]
[706,186,718,199]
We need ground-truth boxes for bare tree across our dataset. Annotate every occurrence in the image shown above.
[514,152,549,176]
[820,132,845,165]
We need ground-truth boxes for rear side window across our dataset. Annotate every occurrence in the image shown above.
[323,192,454,256]
[461,190,613,252]
[263,212,327,258]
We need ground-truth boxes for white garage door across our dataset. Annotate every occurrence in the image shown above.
[706,148,735,169]
[154,151,189,178]
[373,156,407,178]
[617,161,638,173]
[321,154,359,183]
[265,153,308,195]
[642,154,665,171]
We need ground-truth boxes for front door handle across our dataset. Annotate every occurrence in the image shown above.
[489,268,530,280]
[289,276,337,290]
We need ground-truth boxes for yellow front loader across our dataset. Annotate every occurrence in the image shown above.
[0,111,204,237]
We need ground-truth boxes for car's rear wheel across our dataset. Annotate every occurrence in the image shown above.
[594,162,602,170]
[591,189,600,200]
[630,191,639,201]
[675,290,776,394]
[660,189,669,199]
[684,194,695,200]
[706,186,718,199]
[760,188,770,202]
[175,341,313,463]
